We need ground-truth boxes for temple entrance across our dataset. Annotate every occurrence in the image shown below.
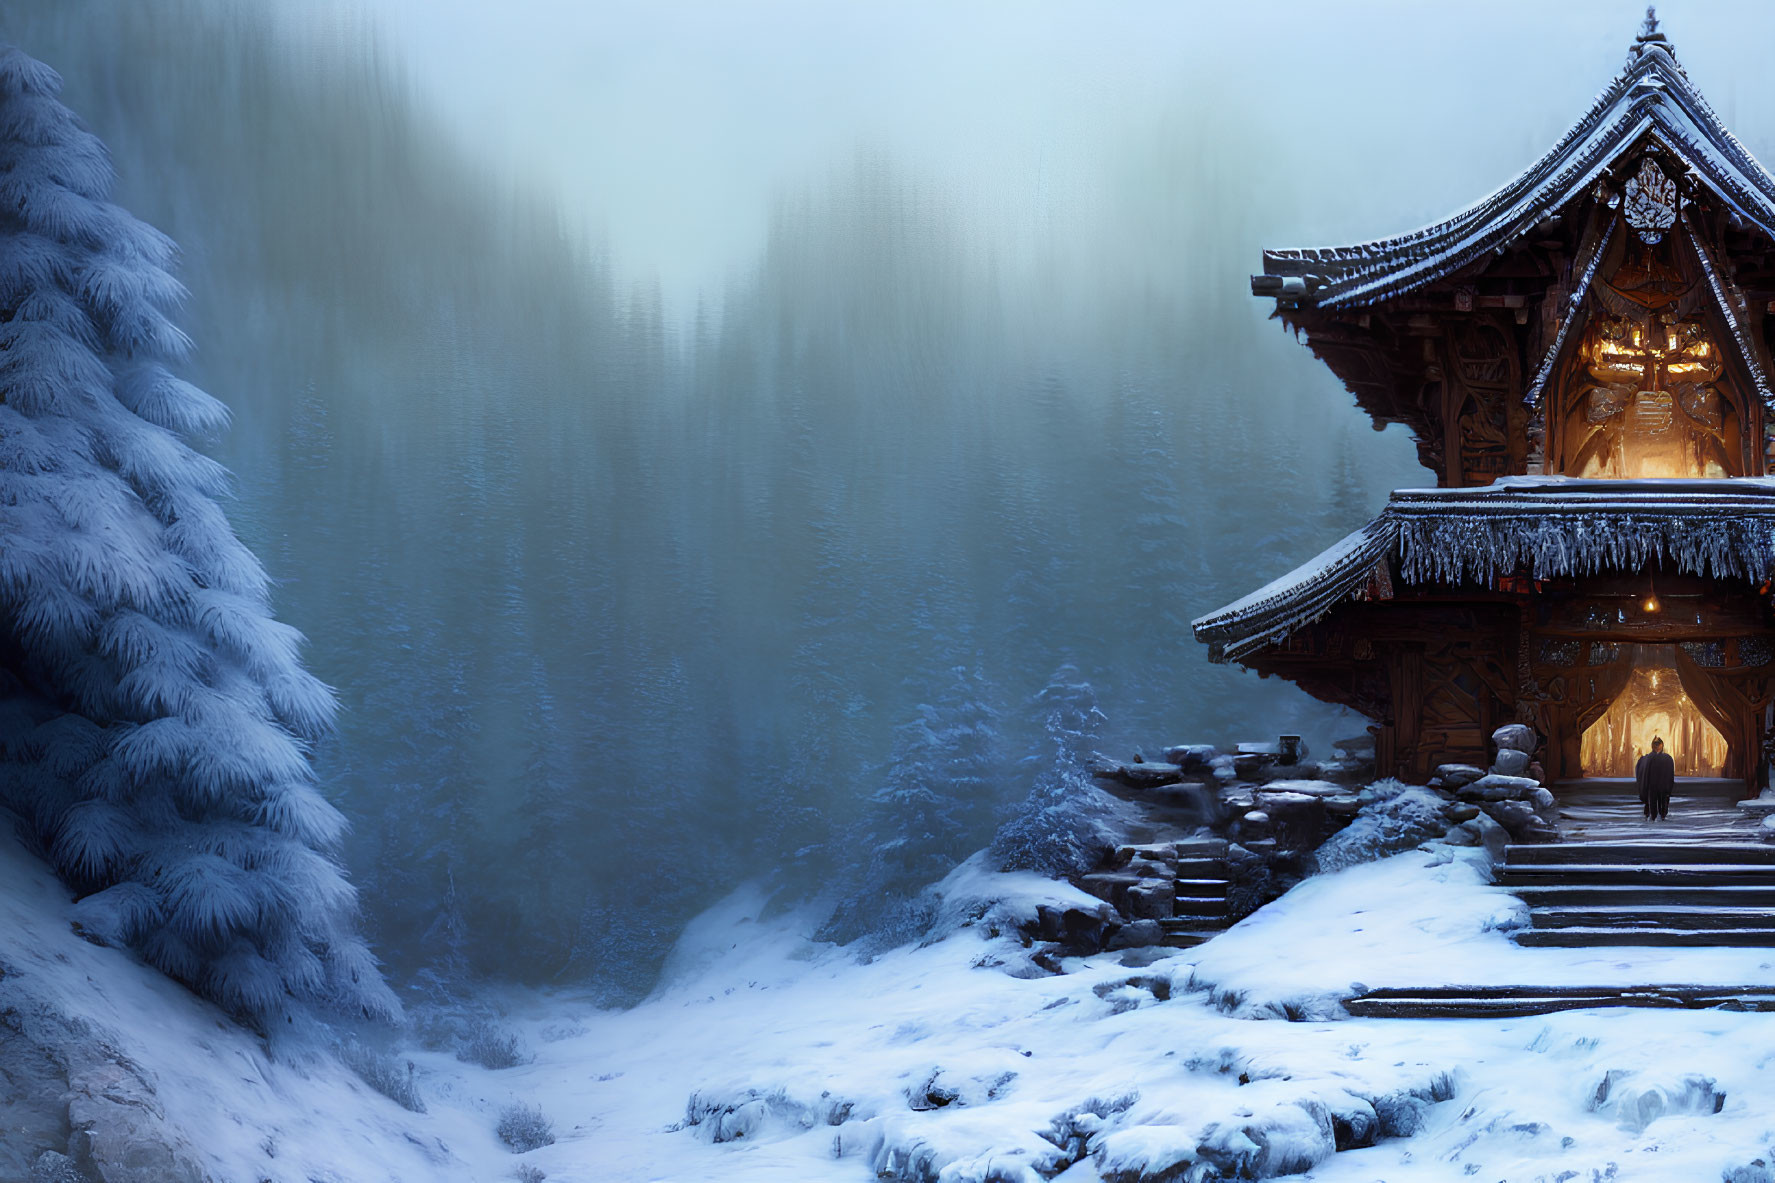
[1580,647,1728,776]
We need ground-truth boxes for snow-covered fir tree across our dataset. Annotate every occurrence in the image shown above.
[823,660,1004,945]
[992,666,1111,878]
[0,46,395,1024]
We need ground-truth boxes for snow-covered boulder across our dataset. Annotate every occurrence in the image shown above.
[1492,723,1537,753]
[1588,1068,1723,1134]
[1459,773,1542,801]
[1163,744,1216,771]
[1491,747,1533,777]
[1313,788,1449,874]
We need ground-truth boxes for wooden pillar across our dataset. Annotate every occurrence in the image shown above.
[1389,646,1424,779]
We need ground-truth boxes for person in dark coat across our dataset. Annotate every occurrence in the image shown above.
[1636,736,1676,821]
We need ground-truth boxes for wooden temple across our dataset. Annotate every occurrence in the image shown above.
[1193,12,1775,788]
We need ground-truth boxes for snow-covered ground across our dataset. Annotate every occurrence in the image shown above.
[12,831,1775,1181]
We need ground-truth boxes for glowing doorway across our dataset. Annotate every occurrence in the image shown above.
[1581,658,1727,777]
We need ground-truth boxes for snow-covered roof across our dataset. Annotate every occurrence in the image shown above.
[1193,476,1775,663]
[1252,15,1775,311]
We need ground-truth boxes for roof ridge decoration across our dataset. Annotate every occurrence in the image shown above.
[1633,6,1670,57]
[1252,11,1775,310]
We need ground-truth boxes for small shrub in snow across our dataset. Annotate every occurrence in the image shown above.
[496,1101,555,1153]
[28,1151,84,1183]
[459,1019,529,1069]
[339,1040,425,1113]
[514,1166,546,1183]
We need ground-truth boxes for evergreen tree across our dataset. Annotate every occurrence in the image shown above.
[0,47,394,1023]
[992,667,1112,878]
[823,660,1004,946]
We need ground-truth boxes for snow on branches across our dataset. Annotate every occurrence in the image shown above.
[0,45,395,1025]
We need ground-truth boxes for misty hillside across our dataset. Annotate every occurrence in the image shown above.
[4,0,1425,997]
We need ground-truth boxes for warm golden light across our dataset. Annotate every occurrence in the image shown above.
[1564,312,1733,480]
[1643,595,1661,613]
[1581,662,1727,777]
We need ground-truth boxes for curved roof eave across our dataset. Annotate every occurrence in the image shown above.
[1254,43,1775,310]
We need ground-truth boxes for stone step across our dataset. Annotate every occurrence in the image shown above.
[1173,858,1228,879]
[1079,872,1145,892]
[1173,837,1230,855]
[1498,865,1775,887]
[1511,884,1775,906]
[1514,927,1775,947]
[1528,906,1775,931]
[1172,878,1228,899]
[1506,843,1775,866]
[1170,898,1228,918]
[1158,917,1227,948]
[1345,984,1775,1019]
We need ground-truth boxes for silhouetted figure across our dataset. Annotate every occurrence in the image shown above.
[1637,736,1675,821]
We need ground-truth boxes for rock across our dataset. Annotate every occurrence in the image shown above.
[1259,779,1345,798]
[1092,761,1186,788]
[1253,761,1325,784]
[1486,799,1557,843]
[1760,815,1775,842]
[1163,744,1217,771]
[1032,904,1118,954]
[1460,774,1541,801]
[1469,810,1511,861]
[1242,810,1271,825]
[1233,752,1270,779]
[1107,920,1164,950]
[1143,782,1223,825]
[1529,787,1557,818]
[1125,882,1173,920]
[1248,790,1335,849]
[1491,748,1532,777]
[1443,802,1480,823]
[1527,761,1546,783]
[1588,1069,1722,1134]
[1112,844,1180,871]
[1314,788,1450,874]
[1324,794,1362,817]
[66,1059,209,1183]
[1492,723,1537,753]
[1435,764,1485,787]
[1442,821,1481,846]
[1254,791,1319,809]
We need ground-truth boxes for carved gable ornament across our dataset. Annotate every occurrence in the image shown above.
[1623,157,1679,243]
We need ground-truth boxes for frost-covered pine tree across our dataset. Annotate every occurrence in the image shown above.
[0,46,396,1024]
[822,662,1004,946]
[991,667,1113,878]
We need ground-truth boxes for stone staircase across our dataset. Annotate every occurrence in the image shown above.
[1502,840,1775,946]
[1161,837,1233,948]
[1080,836,1233,949]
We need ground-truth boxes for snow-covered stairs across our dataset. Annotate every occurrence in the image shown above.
[1159,837,1232,949]
[1502,841,1775,947]
[1345,983,1775,1019]
[1079,836,1233,949]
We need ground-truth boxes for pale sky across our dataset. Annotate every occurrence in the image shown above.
[296,0,1775,313]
